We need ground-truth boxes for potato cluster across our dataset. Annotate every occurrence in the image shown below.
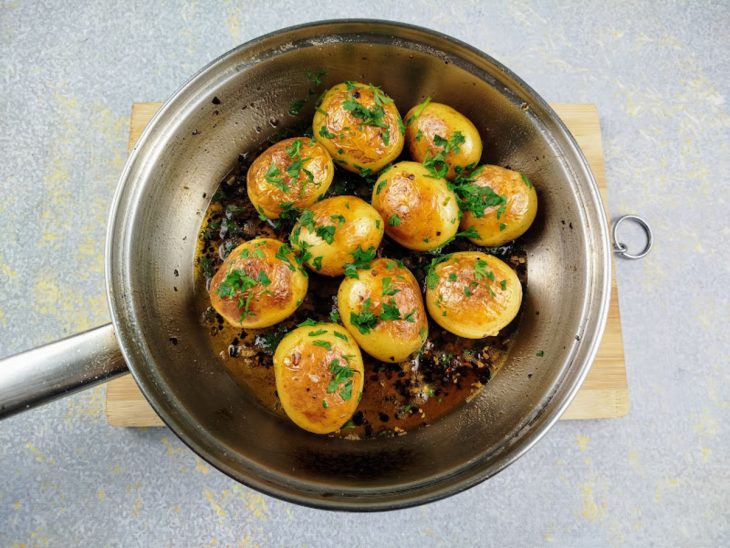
[209,80,539,434]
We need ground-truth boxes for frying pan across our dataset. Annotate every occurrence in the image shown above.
[0,20,610,510]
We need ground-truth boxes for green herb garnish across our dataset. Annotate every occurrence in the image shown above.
[350,298,379,334]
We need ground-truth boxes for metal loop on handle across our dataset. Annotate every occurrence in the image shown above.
[612,215,653,260]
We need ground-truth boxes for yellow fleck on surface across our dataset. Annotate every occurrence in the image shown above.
[628,449,642,473]
[64,385,104,421]
[195,457,210,475]
[110,464,123,475]
[692,409,720,437]
[232,485,270,520]
[576,434,591,452]
[203,488,228,519]
[701,447,712,462]
[544,530,555,542]
[654,478,681,503]
[24,442,55,464]
[96,488,106,502]
[580,482,606,522]
[132,496,143,517]
[161,436,184,457]
[13,500,22,510]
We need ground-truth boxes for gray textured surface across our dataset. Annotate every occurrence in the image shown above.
[1,0,728,546]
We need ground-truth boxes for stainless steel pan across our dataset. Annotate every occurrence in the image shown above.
[0,20,610,510]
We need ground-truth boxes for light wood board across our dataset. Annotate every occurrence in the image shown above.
[105,102,628,426]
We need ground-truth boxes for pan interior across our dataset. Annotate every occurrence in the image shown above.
[107,21,609,509]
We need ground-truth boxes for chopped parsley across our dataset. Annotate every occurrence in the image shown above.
[264,164,287,193]
[298,209,316,232]
[288,99,306,116]
[308,329,328,337]
[274,243,297,272]
[297,318,318,327]
[216,268,266,319]
[315,225,336,244]
[327,358,356,401]
[381,277,400,296]
[388,214,401,227]
[343,245,377,279]
[379,299,401,321]
[330,214,346,225]
[422,131,466,179]
[312,256,323,271]
[341,83,393,145]
[455,226,480,239]
[305,68,327,86]
[333,331,348,341]
[350,298,379,334]
[318,126,336,139]
[406,96,431,125]
[322,400,328,409]
[278,202,301,222]
[500,279,508,290]
[499,223,507,231]
[329,309,340,323]
[425,255,451,290]
[312,340,332,350]
[375,179,387,194]
[286,139,303,158]
[536,350,545,357]
[453,169,508,219]
[521,173,533,189]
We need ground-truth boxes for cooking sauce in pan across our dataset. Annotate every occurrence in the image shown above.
[195,148,528,439]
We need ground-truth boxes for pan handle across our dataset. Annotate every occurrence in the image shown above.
[0,324,128,419]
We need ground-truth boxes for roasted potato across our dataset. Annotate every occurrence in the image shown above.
[247,137,334,219]
[208,238,307,328]
[274,323,364,434]
[338,258,428,362]
[456,165,537,246]
[371,161,460,251]
[425,252,522,339]
[289,195,384,276]
[405,100,482,180]
[313,81,404,174]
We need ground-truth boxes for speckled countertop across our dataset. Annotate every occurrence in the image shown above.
[1,1,728,546]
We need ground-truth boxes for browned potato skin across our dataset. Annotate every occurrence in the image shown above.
[338,258,428,363]
[425,252,522,339]
[405,101,483,180]
[313,82,404,174]
[246,137,334,219]
[290,195,384,276]
[274,324,364,434]
[371,161,460,251]
[209,238,307,329]
[459,165,538,246]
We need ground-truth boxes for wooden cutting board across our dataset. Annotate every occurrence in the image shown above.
[105,102,628,426]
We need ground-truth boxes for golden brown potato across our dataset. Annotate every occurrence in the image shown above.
[289,195,384,276]
[371,161,460,251]
[312,81,404,174]
[405,100,482,180]
[457,165,538,246]
[338,258,428,363]
[247,137,334,219]
[274,323,364,434]
[425,252,522,339]
[209,238,307,328]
